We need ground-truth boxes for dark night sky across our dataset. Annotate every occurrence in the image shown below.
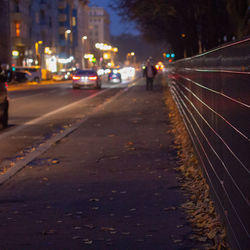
[90,0,140,36]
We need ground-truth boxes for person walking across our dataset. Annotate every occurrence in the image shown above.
[143,59,157,90]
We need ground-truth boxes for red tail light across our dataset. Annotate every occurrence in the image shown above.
[89,76,97,80]
[72,76,81,80]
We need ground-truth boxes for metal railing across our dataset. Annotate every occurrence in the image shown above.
[168,37,250,250]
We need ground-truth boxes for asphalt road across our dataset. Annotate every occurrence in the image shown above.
[0,78,132,167]
[0,75,199,249]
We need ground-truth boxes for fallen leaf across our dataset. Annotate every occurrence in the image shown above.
[84,224,95,229]
[197,236,207,242]
[109,156,120,160]
[51,159,60,164]
[82,239,93,244]
[207,230,217,239]
[64,213,73,217]
[173,239,182,243]
[101,227,115,232]
[121,232,130,235]
[176,225,184,228]
[72,236,81,240]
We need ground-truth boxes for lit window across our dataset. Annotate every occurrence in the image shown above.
[72,17,76,26]
[15,22,21,37]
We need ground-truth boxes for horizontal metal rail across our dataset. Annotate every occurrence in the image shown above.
[168,37,250,250]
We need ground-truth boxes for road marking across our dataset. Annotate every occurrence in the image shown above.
[0,81,137,184]
[0,81,128,141]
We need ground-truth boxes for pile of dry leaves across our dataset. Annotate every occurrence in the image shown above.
[164,86,229,250]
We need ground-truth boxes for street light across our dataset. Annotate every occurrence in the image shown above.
[35,41,43,66]
[82,36,88,68]
[65,30,71,58]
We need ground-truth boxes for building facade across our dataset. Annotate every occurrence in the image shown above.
[10,0,32,66]
[0,0,11,66]
[29,0,58,71]
[76,1,90,68]
[88,6,110,48]
[6,0,109,72]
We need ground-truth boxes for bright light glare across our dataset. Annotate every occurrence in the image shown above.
[120,67,135,79]
[84,54,94,59]
[46,56,57,72]
[97,69,105,75]
[58,56,74,64]
[12,50,19,57]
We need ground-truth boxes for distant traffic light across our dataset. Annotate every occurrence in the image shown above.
[165,53,175,58]
[11,64,16,71]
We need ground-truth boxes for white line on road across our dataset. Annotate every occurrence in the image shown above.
[0,83,123,141]
[0,82,136,184]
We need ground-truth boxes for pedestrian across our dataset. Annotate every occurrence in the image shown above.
[143,59,157,90]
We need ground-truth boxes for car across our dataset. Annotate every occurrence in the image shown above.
[12,71,33,83]
[52,72,67,81]
[0,75,9,128]
[15,66,41,82]
[72,70,102,89]
[108,69,121,82]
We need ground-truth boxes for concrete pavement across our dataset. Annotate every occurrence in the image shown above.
[0,75,200,249]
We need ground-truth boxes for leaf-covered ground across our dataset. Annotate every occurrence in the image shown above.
[164,84,230,250]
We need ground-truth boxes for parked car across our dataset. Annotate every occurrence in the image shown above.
[13,71,33,83]
[72,70,102,89]
[108,69,122,82]
[0,75,9,128]
[52,72,67,81]
[15,66,41,82]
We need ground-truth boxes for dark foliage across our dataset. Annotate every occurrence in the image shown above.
[111,0,249,58]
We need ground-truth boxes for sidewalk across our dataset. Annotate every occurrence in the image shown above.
[0,76,199,249]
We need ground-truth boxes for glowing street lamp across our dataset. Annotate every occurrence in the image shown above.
[35,41,43,66]
[12,50,19,57]
[44,47,52,55]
